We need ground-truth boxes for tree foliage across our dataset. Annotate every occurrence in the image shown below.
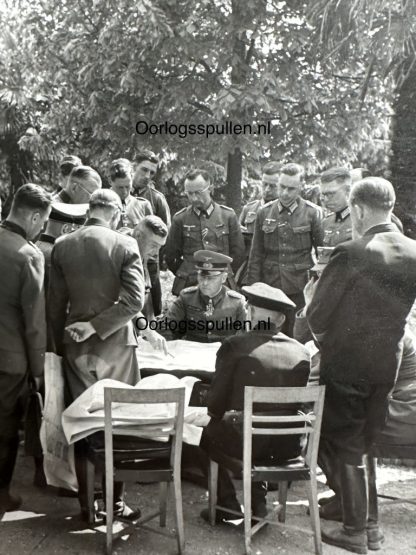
[0,0,396,208]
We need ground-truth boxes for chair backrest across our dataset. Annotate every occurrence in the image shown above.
[104,387,186,471]
[243,386,325,470]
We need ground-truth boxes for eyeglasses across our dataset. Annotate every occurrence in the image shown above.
[73,180,94,197]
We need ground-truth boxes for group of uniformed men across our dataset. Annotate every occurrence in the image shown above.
[1,150,416,555]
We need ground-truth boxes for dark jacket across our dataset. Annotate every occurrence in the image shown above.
[205,327,310,461]
[48,218,145,354]
[307,223,416,384]
[0,221,46,378]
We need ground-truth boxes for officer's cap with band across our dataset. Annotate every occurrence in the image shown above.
[50,202,88,224]
[311,246,335,272]
[242,282,296,313]
[194,250,232,274]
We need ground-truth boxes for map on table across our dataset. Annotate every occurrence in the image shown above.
[137,338,220,372]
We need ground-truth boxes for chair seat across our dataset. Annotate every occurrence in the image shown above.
[209,447,308,481]
[86,432,171,467]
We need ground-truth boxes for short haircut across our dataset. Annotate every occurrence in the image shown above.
[263,161,281,176]
[89,189,122,211]
[60,155,82,177]
[135,150,159,165]
[350,177,395,211]
[280,163,304,179]
[136,215,168,238]
[69,165,102,187]
[110,158,132,181]
[11,183,53,213]
[321,167,351,185]
[184,168,212,184]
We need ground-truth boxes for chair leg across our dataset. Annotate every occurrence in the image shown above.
[85,459,95,525]
[105,471,114,555]
[173,471,185,553]
[208,460,218,526]
[306,475,322,555]
[243,476,252,555]
[278,481,288,523]
[159,482,169,527]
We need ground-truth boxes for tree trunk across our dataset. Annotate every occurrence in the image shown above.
[226,0,247,213]
[390,62,416,238]
[226,148,243,212]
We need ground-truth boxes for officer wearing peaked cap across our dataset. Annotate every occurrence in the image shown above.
[199,281,310,523]
[165,250,247,343]
[37,203,88,287]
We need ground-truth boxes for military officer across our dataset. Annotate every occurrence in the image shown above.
[53,165,102,204]
[165,169,245,296]
[247,162,323,335]
[199,282,310,522]
[0,184,52,512]
[132,150,170,316]
[166,250,247,343]
[237,162,281,287]
[54,154,82,195]
[110,158,153,230]
[37,202,88,288]
[239,161,281,234]
[320,167,353,247]
[132,150,170,226]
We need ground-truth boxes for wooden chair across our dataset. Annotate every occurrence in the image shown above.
[86,387,185,555]
[208,385,325,555]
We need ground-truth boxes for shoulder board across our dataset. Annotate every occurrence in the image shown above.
[219,204,233,212]
[303,198,321,209]
[227,289,244,299]
[175,206,189,216]
[135,196,149,202]
[181,285,198,294]
[263,199,277,209]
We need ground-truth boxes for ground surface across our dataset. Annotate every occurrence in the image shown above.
[1,447,416,555]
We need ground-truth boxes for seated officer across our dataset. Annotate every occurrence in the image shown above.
[200,283,310,522]
[165,250,247,343]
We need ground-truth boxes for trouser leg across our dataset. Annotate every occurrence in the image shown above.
[0,435,19,489]
[251,481,267,516]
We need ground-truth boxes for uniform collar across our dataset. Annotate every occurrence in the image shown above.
[85,217,111,228]
[193,202,214,218]
[277,199,298,214]
[364,222,398,236]
[38,233,55,244]
[1,220,27,239]
[199,285,226,306]
[335,206,350,222]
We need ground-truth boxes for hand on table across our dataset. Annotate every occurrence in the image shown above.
[141,328,169,355]
[66,321,96,342]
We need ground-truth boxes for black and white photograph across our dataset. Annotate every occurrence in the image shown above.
[0,1,416,553]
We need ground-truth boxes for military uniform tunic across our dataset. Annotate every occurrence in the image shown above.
[165,202,245,295]
[166,285,247,343]
[119,194,153,229]
[247,198,323,295]
[322,207,352,247]
[239,199,263,233]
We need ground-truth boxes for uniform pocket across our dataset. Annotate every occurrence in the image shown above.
[293,224,312,249]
